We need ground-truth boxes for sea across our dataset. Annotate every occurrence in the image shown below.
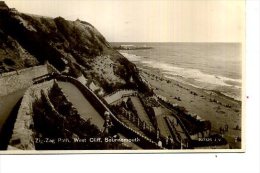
[111,42,242,101]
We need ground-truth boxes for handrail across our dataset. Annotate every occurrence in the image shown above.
[56,75,162,149]
[164,116,181,144]
[157,98,192,141]
[103,89,137,98]
[25,73,163,149]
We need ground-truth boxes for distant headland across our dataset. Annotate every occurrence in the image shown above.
[113,44,153,50]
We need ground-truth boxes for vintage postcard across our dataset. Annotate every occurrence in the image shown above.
[0,0,244,154]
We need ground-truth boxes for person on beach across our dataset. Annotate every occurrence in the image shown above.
[219,127,224,134]
[158,140,162,148]
[224,124,229,132]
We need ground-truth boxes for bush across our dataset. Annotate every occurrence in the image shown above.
[3,58,15,66]
[32,83,127,149]
[24,58,35,67]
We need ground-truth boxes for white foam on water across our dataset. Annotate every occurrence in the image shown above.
[120,52,142,62]
[143,60,241,87]
[122,52,242,100]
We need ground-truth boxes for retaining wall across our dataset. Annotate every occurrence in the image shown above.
[103,89,137,104]
[56,75,162,149]
[8,80,54,150]
[0,65,49,96]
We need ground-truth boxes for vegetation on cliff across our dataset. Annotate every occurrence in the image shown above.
[0,6,150,94]
[33,82,128,150]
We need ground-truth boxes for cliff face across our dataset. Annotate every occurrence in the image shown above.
[0,6,139,93]
[0,28,38,73]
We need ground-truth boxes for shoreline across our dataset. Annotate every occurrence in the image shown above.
[120,51,242,102]
[164,74,242,103]
[137,65,242,149]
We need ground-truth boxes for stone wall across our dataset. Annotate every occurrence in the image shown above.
[8,80,54,150]
[0,65,49,96]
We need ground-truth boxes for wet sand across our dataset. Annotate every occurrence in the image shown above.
[139,67,242,149]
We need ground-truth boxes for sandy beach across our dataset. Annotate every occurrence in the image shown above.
[139,67,242,149]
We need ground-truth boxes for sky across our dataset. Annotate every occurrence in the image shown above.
[5,0,244,42]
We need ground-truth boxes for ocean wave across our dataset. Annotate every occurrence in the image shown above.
[143,59,241,87]
[161,68,241,88]
[120,52,142,62]
[122,52,242,100]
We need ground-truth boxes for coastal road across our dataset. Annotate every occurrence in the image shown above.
[57,81,105,130]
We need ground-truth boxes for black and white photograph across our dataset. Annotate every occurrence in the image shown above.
[0,0,244,153]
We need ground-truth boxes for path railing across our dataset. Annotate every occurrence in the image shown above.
[164,116,181,144]
[156,97,192,142]
[103,89,138,104]
[56,75,162,149]
[24,73,163,149]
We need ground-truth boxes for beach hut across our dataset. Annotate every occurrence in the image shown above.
[89,81,99,92]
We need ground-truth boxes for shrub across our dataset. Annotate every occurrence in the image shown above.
[3,58,15,66]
